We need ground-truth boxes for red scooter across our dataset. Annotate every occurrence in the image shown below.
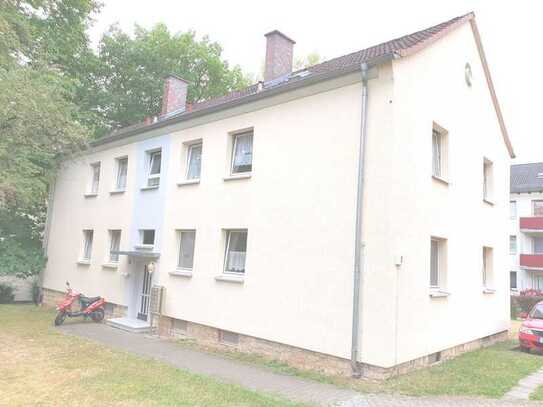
[54,281,106,326]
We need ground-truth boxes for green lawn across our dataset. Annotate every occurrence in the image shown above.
[0,304,301,407]
[177,320,543,399]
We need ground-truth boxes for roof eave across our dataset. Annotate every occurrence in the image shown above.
[91,53,395,148]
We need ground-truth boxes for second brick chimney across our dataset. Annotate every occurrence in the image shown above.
[264,30,295,83]
[161,74,189,116]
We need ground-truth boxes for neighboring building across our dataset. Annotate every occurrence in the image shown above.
[510,163,543,291]
[42,13,514,379]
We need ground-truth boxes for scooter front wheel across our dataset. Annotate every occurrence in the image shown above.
[54,311,67,326]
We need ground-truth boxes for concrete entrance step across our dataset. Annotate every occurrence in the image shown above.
[106,317,151,334]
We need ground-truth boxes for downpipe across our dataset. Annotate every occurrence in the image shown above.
[351,62,370,378]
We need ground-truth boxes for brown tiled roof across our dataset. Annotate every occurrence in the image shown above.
[185,13,473,115]
[94,13,481,147]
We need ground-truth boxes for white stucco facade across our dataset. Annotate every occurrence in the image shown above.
[43,20,512,370]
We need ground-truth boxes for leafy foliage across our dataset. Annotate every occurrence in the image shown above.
[87,23,249,134]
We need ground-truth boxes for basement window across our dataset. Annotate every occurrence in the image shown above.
[219,330,239,346]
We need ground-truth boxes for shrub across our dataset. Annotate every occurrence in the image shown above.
[0,283,15,304]
[511,294,543,317]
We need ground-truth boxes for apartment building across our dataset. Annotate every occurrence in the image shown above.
[510,163,543,291]
[42,13,514,378]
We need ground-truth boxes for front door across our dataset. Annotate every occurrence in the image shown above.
[137,265,152,321]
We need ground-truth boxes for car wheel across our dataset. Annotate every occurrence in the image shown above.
[54,311,67,326]
[520,346,530,353]
[91,308,105,322]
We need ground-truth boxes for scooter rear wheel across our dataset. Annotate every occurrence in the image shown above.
[91,308,105,322]
[54,311,67,326]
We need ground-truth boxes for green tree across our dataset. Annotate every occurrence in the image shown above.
[294,52,322,70]
[0,1,97,277]
[89,23,249,134]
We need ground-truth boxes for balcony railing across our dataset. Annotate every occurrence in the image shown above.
[520,254,543,269]
[520,217,543,230]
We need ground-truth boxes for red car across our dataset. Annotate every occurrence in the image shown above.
[519,301,543,352]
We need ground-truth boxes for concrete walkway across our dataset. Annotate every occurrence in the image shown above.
[58,323,543,407]
[503,366,543,401]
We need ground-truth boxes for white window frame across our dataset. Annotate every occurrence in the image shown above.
[139,229,155,247]
[108,230,121,263]
[483,158,494,202]
[115,157,128,191]
[90,162,101,194]
[223,229,248,275]
[533,200,543,217]
[431,123,448,180]
[482,246,493,289]
[510,235,517,255]
[82,229,94,261]
[176,230,196,270]
[430,237,447,290]
[146,150,162,187]
[510,201,517,219]
[185,143,202,180]
[510,271,518,290]
[230,131,253,175]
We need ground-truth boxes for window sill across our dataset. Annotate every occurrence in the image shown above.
[140,185,159,191]
[77,260,91,266]
[83,193,98,198]
[483,198,495,206]
[215,274,245,284]
[431,175,449,185]
[102,262,119,269]
[134,244,154,250]
[223,173,252,182]
[169,270,193,278]
[177,179,200,186]
[483,288,496,294]
[429,289,449,298]
[109,189,125,195]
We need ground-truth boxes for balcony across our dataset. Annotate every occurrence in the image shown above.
[520,217,543,233]
[520,254,543,270]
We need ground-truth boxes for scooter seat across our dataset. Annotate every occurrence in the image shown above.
[81,296,101,303]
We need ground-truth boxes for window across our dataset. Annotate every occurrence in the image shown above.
[140,229,155,246]
[510,271,517,290]
[231,131,253,174]
[482,247,493,288]
[82,230,94,261]
[147,150,161,187]
[115,157,128,190]
[534,237,543,254]
[177,230,196,270]
[483,158,494,202]
[224,230,248,274]
[510,201,517,219]
[109,230,121,263]
[431,123,448,179]
[534,200,543,216]
[90,163,100,194]
[186,143,202,180]
[430,237,446,289]
[510,235,517,255]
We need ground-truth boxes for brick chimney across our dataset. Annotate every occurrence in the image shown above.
[264,30,295,82]
[161,75,189,115]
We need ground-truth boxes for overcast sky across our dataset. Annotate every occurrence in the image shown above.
[88,1,541,163]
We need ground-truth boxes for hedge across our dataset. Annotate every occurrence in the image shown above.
[511,294,543,318]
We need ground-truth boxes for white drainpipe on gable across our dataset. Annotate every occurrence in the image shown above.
[350,62,370,378]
